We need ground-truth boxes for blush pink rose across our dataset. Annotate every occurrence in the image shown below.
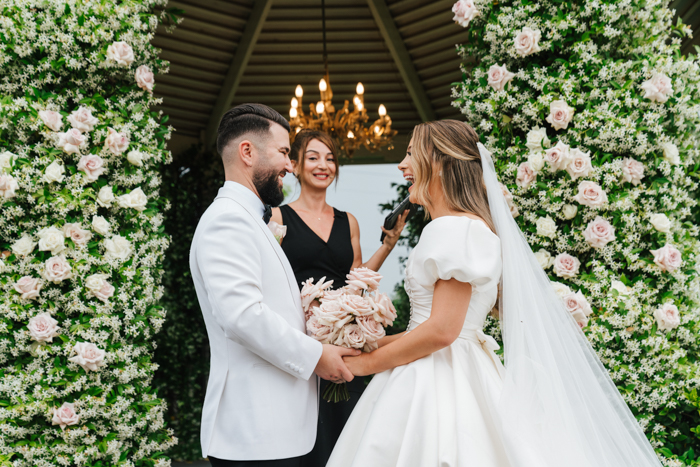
[583,217,616,249]
[68,342,106,372]
[546,100,575,131]
[0,175,19,199]
[654,303,680,331]
[77,154,105,182]
[641,72,673,103]
[85,274,115,303]
[62,223,92,247]
[553,253,580,279]
[516,161,536,188]
[57,129,85,154]
[346,267,382,292]
[300,277,334,313]
[67,107,99,132]
[39,110,63,132]
[370,292,397,326]
[650,244,682,273]
[562,291,593,328]
[135,65,155,92]
[487,64,515,91]
[499,183,519,218]
[42,255,72,283]
[104,128,130,155]
[514,27,541,57]
[573,181,608,208]
[452,0,480,27]
[321,288,347,302]
[621,158,645,186]
[566,148,593,180]
[334,324,366,350]
[356,316,386,344]
[106,41,135,67]
[306,315,336,343]
[339,294,374,317]
[28,313,58,342]
[15,276,42,300]
[315,300,353,329]
[544,141,570,171]
[52,402,79,431]
[267,220,287,244]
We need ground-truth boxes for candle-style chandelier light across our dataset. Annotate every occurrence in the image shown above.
[288,0,397,158]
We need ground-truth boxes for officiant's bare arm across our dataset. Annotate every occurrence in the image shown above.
[344,278,471,376]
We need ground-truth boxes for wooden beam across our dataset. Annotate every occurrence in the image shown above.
[205,0,273,148]
[366,0,436,122]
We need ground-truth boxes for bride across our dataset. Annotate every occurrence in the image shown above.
[326,120,662,467]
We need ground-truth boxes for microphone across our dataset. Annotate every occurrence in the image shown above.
[380,194,419,242]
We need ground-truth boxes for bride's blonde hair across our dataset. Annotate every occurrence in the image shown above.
[410,120,496,233]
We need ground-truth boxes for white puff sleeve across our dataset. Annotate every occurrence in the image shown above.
[411,217,502,292]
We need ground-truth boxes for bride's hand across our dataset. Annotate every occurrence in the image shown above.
[343,353,373,377]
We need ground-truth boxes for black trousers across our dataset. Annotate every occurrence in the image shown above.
[209,456,302,467]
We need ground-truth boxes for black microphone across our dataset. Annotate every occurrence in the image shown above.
[380,194,419,243]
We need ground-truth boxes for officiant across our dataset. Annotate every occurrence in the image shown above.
[269,129,408,466]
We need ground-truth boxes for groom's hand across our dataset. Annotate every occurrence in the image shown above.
[314,344,360,383]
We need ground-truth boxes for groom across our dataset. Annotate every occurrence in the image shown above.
[190,103,359,467]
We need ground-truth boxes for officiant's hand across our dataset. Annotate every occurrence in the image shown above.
[381,210,410,249]
[315,344,360,383]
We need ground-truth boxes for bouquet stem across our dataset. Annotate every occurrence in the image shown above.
[322,382,350,402]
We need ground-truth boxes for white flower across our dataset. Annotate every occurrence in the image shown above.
[12,235,36,256]
[106,41,135,67]
[660,142,681,165]
[68,342,106,372]
[452,0,480,28]
[104,235,133,261]
[487,64,515,91]
[28,313,58,342]
[553,253,581,279]
[583,217,616,249]
[57,129,85,154]
[621,158,645,185]
[651,244,682,273]
[77,154,106,182]
[516,161,537,188]
[67,107,99,132]
[536,216,557,239]
[544,141,570,172]
[525,127,550,152]
[52,402,79,431]
[514,27,541,57]
[62,223,92,247]
[0,174,19,199]
[96,185,115,207]
[104,128,130,155]
[135,65,154,92]
[38,110,63,132]
[562,204,578,220]
[654,303,680,331]
[126,150,144,167]
[37,226,66,254]
[534,249,553,269]
[573,181,608,208]
[528,152,545,172]
[42,255,72,283]
[546,100,575,131]
[92,216,111,235]
[641,72,673,103]
[117,187,148,211]
[43,160,65,183]
[84,274,115,303]
[15,276,42,301]
[649,213,671,234]
[610,280,631,297]
[566,148,593,180]
[552,282,572,298]
[0,151,15,170]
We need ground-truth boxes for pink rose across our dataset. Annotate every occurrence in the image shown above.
[52,402,79,431]
[42,255,72,283]
[553,253,580,279]
[104,128,130,155]
[641,72,673,104]
[135,65,154,92]
[15,276,42,300]
[487,64,515,92]
[346,267,382,292]
[68,342,106,372]
[573,181,608,208]
[339,294,374,317]
[650,244,682,273]
[106,41,135,67]
[516,161,536,188]
[546,100,575,131]
[499,183,519,218]
[300,277,334,313]
[28,313,58,342]
[0,175,19,199]
[334,324,366,350]
[621,158,644,186]
[562,291,593,328]
[452,0,479,27]
[654,303,680,330]
[544,141,570,171]
[57,129,85,154]
[514,27,541,57]
[306,315,337,343]
[267,220,287,244]
[356,316,386,343]
[85,274,115,303]
[315,300,353,329]
[62,223,92,247]
[321,288,347,301]
[583,217,616,249]
[67,107,99,132]
[39,110,63,132]
[77,154,106,182]
[566,148,593,180]
[370,292,397,326]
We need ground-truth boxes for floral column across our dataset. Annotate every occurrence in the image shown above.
[0,2,177,466]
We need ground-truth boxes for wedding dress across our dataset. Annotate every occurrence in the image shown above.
[327,143,663,467]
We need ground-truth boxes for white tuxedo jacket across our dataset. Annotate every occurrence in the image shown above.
[190,181,323,461]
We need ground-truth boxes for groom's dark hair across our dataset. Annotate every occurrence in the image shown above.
[216,103,290,156]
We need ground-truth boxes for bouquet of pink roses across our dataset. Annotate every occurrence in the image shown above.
[300,267,397,402]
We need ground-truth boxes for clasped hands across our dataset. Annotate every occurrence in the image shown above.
[314,344,373,383]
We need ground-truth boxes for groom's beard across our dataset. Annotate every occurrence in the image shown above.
[253,166,285,207]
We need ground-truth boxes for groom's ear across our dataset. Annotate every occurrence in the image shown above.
[237,139,255,168]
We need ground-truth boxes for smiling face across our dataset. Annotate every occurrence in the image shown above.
[295,138,337,190]
[252,122,293,206]
[398,138,416,203]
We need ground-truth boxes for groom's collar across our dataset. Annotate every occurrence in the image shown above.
[221,181,265,218]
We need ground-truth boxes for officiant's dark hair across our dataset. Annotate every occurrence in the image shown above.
[410,120,496,234]
[216,103,291,156]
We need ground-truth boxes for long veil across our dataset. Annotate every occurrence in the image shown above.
[477,143,662,467]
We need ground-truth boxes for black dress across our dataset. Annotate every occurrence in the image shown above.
[279,205,365,467]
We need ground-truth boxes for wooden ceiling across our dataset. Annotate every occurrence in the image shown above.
[153,0,700,163]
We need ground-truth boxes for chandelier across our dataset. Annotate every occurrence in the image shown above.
[287,0,397,158]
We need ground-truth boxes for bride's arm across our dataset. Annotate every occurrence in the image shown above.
[377,331,405,348]
[344,278,472,376]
